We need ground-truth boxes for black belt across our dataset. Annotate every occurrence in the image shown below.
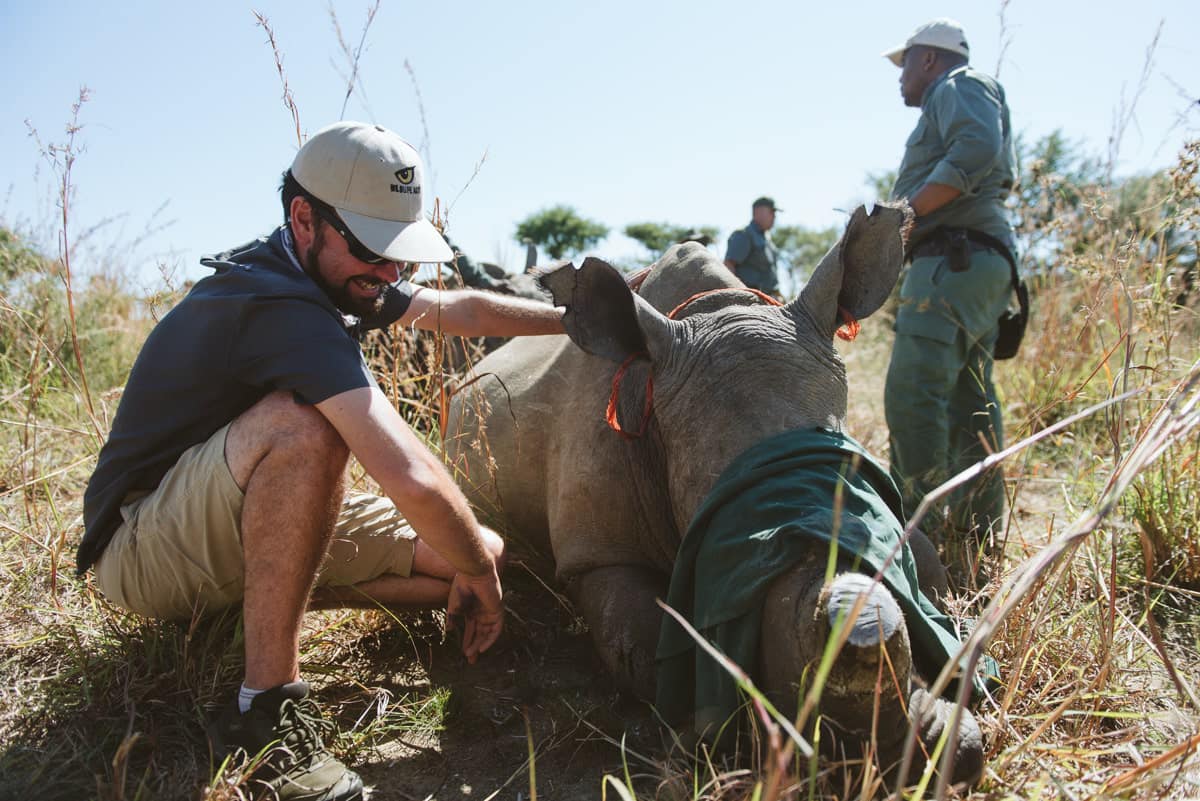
[906,226,1030,360]
[906,227,1016,274]
[909,237,994,262]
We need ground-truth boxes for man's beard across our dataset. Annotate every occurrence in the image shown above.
[303,224,387,319]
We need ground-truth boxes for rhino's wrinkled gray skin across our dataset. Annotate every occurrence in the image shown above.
[445,203,981,786]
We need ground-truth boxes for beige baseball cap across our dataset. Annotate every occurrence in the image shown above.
[882,18,970,67]
[291,121,452,263]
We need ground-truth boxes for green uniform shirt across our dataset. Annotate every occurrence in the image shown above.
[892,65,1017,249]
[723,221,780,294]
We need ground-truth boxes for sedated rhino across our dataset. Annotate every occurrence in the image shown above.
[444,203,984,786]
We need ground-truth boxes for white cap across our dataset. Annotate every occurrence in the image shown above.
[882,18,970,67]
[291,121,452,263]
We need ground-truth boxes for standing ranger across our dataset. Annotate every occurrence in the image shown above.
[881,19,1019,556]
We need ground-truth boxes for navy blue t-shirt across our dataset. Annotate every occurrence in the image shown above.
[77,226,413,574]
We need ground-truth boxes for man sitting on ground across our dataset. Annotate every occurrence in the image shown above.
[78,121,565,800]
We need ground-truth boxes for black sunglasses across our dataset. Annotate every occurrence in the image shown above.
[313,205,393,265]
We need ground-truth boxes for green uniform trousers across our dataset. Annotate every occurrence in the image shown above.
[884,247,1012,538]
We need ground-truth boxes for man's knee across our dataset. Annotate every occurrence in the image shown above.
[409,524,505,582]
[256,391,346,450]
[228,391,349,485]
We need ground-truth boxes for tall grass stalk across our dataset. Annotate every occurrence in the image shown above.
[24,88,103,443]
[331,0,381,120]
[253,11,302,148]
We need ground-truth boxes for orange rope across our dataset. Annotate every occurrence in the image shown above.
[836,306,860,341]
[606,287,782,439]
[606,352,653,439]
[667,287,782,320]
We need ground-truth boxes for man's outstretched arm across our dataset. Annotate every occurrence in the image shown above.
[399,286,565,339]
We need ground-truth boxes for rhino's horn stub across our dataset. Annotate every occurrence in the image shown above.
[538,257,648,363]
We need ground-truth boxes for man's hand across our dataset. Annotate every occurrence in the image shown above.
[447,568,504,663]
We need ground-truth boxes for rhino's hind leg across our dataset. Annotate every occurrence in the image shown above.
[569,565,667,701]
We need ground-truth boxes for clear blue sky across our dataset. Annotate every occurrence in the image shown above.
[2,0,1197,291]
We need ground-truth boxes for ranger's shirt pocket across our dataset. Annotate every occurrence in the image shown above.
[904,117,941,157]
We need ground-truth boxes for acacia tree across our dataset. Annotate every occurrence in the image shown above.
[514,205,609,260]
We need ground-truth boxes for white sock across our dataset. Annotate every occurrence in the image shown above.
[238,683,266,714]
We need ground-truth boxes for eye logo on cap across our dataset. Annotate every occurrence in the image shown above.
[390,165,419,195]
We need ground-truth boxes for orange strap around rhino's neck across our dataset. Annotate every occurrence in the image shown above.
[605,287,780,440]
[605,352,654,440]
[603,290,859,439]
[667,286,782,320]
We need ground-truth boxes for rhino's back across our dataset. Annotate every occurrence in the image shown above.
[447,245,742,573]
[445,335,572,545]
[446,331,678,578]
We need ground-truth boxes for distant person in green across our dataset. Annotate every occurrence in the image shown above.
[78,122,565,801]
[881,19,1018,548]
[723,196,781,296]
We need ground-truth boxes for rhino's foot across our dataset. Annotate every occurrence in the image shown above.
[569,565,666,701]
[887,687,984,790]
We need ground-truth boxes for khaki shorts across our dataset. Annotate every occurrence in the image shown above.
[94,423,416,620]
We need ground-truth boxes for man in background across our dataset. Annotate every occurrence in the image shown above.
[723,196,782,296]
[881,19,1019,557]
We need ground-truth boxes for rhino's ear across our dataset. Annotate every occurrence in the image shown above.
[539,257,673,363]
[790,202,912,335]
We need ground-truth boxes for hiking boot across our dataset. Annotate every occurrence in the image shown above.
[210,681,363,801]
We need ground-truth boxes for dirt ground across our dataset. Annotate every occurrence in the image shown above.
[343,561,667,801]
